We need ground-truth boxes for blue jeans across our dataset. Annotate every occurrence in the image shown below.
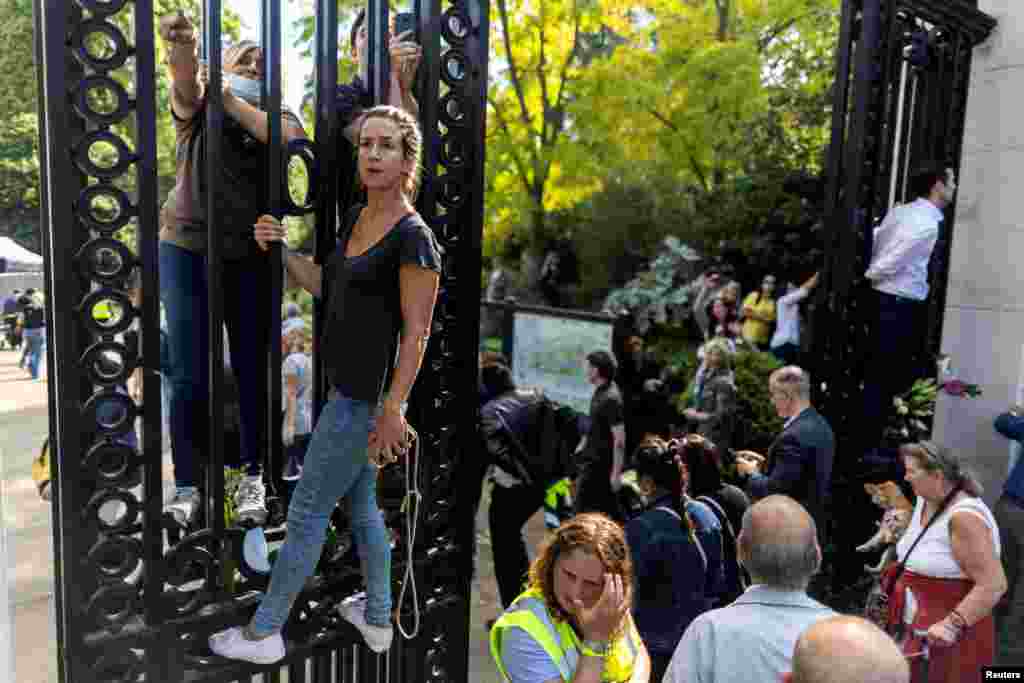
[23,328,45,379]
[251,392,392,633]
[159,243,271,487]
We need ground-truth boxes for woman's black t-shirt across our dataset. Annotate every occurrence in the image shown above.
[320,207,443,403]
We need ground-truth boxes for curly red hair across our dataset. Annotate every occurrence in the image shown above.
[527,513,633,639]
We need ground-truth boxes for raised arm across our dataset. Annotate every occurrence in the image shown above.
[159,13,202,120]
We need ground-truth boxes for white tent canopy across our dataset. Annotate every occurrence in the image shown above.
[0,237,43,271]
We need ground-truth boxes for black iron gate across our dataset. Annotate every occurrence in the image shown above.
[32,0,487,678]
[811,0,995,594]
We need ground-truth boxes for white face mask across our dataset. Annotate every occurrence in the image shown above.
[227,73,262,105]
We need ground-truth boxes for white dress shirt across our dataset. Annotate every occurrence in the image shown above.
[864,198,943,301]
[769,285,810,349]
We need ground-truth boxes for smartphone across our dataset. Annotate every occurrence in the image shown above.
[394,12,416,40]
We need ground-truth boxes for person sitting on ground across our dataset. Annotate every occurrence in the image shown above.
[662,495,835,683]
[740,274,777,350]
[677,434,750,606]
[783,616,909,683]
[626,440,713,682]
[490,512,652,683]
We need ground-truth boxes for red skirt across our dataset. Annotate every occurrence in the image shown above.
[887,569,995,683]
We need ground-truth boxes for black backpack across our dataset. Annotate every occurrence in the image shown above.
[496,395,582,490]
[22,304,44,329]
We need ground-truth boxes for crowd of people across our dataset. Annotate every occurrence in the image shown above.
[0,287,46,379]
[477,164,1024,681]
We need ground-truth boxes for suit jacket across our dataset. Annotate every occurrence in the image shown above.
[663,585,835,683]
[747,407,835,538]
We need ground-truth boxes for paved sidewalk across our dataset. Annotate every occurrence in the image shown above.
[0,349,543,682]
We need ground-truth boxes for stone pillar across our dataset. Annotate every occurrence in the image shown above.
[934,0,1023,504]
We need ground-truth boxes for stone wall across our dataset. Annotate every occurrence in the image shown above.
[934,0,1023,505]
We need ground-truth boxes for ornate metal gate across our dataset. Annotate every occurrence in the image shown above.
[32,0,487,678]
[811,0,995,593]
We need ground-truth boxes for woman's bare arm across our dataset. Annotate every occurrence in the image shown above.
[284,251,323,299]
[949,511,1008,624]
[382,264,439,410]
[224,94,307,145]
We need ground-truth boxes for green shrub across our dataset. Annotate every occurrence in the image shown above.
[732,350,784,451]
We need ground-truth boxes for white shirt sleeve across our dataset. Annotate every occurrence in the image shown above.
[865,223,935,281]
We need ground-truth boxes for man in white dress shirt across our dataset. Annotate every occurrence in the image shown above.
[861,164,956,457]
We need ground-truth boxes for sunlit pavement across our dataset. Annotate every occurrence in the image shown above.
[0,349,540,682]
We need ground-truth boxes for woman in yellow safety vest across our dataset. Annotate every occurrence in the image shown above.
[491,513,651,682]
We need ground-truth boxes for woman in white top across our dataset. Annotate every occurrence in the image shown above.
[281,317,312,484]
[888,441,1007,681]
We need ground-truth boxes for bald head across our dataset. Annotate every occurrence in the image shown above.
[791,616,909,683]
[738,495,820,589]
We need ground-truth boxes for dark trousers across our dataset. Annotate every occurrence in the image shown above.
[575,464,621,522]
[861,290,926,453]
[160,243,271,488]
[995,495,1024,665]
[771,342,800,366]
[650,654,672,683]
[489,481,545,608]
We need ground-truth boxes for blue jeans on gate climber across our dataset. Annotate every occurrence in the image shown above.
[159,242,271,525]
[250,391,392,632]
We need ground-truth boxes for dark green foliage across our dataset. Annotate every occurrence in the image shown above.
[732,349,784,450]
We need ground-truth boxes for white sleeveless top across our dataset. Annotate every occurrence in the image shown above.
[895,495,1001,579]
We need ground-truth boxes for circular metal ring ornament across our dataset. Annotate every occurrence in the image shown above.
[439,92,467,128]
[436,173,467,210]
[72,19,131,72]
[74,130,137,181]
[76,183,135,233]
[86,582,139,633]
[440,49,469,87]
[440,7,471,44]
[72,75,132,127]
[80,288,135,337]
[281,138,319,216]
[88,535,144,580]
[84,440,140,487]
[84,389,138,436]
[86,488,141,534]
[439,134,467,168]
[92,649,144,683]
[81,340,135,387]
[77,237,135,285]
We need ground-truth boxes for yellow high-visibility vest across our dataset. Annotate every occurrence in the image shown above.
[490,588,639,682]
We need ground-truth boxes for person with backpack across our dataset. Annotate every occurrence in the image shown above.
[18,292,46,379]
[479,362,581,609]
[626,439,715,682]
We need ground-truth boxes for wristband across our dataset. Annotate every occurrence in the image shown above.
[580,639,610,658]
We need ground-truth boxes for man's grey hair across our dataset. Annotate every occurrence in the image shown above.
[740,503,820,589]
[770,365,811,401]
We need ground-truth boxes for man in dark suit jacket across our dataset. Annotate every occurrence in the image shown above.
[735,366,835,542]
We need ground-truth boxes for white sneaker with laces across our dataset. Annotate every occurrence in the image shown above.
[209,626,285,664]
[164,487,200,526]
[339,596,393,653]
[235,475,267,525]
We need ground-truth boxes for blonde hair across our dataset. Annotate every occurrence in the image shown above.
[703,338,734,371]
[359,105,423,199]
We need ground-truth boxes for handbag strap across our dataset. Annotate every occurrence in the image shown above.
[887,483,962,588]
[655,506,708,575]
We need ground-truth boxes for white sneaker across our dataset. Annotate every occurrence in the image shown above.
[209,626,285,664]
[235,475,267,525]
[164,487,200,526]
[339,596,393,653]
